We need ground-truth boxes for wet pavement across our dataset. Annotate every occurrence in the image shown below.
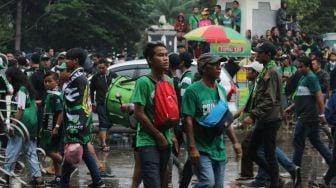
[2,126,333,188]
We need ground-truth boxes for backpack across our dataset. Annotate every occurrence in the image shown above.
[325,90,336,126]
[147,75,180,131]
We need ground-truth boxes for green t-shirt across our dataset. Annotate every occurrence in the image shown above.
[211,13,225,25]
[295,72,321,123]
[42,89,63,146]
[278,66,297,93]
[131,76,173,148]
[182,81,227,161]
[222,15,233,27]
[15,86,38,138]
[188,15,200,30]
[179,71,193,98]
[232,8,241,26]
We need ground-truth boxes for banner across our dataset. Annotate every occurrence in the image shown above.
[210,43,251,57]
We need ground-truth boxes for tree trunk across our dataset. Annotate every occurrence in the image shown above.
[15,0,23,51]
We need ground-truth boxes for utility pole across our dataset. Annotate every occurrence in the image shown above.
[15,0,23,50]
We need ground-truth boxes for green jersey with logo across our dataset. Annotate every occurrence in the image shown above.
[294,72,320,123]
[182,80,227,161]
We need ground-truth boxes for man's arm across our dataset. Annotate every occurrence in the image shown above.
[184,116,200,165]
[315,91,326,122]
[226,126,242,161]
[134,104,168,150]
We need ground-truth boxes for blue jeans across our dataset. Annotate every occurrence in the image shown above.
[4,136,42,177]
[60,143,101,185]
[138,146,171,188]
[193,154,226,188]
[292,120,332,166]
[255,147,296,182]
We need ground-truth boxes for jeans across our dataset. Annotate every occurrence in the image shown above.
[240,131,254,177]
[138,146,171,188]
[325,127,336,183]
[193,154,226,188]
[255,147,296,182]
[247,123,280,187]
[292,120,332,166]
[60,143,101,185]
[4,136,41,177]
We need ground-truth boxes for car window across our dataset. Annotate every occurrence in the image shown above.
[138,68,151,77]
[114,69,135,78]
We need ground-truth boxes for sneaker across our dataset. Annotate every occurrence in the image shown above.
[88,180,106,188]
[100,171,115,178]
[245,180,266,187]
[46,177,61,186]
[27,177,45,187]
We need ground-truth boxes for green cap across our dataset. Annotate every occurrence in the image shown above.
[56,62,67,70]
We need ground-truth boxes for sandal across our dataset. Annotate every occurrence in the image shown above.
[101,145,110,152]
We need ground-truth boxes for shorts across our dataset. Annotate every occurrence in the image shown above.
[96,103,113,131]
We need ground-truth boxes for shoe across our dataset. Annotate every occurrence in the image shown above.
[245,180,266,187]
[88,180,106,188]
[46,176,61,186]
[235,176,254,181]
[100,171,115,178]
[27,177,45,187]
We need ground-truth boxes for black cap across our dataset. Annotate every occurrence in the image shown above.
[253,41,277,56]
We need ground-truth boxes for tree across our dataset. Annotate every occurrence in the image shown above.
[288,0,336,34]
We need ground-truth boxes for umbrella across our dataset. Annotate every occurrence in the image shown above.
[184,25,251,57]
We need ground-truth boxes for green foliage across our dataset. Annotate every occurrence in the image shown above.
[288,0,336,34]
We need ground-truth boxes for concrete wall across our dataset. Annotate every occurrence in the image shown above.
[217,0,281,37]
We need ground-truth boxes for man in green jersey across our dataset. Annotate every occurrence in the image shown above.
[132,42,173,188]
[182,53,241,187]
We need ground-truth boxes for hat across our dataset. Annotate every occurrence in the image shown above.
[197,53,227,68]
[253,41,277,56]
[251,50,256,54]
[243,61,264,73]
[57,52,66,59]
[41,53,50,60]
[56,62,67,70]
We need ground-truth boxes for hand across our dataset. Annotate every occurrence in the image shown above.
[120,104,129,113]
[52,127,59,137]
[320,116,327,124]
[189,146,200,165]
[155,133,168,150]
[233,143,242,161]
[8,126,14,137]
[242,116,254,126]
[92,105,96,113]
[172,136,179,155]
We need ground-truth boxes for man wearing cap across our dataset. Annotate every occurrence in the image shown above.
[182,52,241,187]
[235,61,263,180]
[243,41,283,187]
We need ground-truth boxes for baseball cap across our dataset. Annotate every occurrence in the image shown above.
[41,53,50,60]
[252,41,277,56]
[243,61,264,73]
[197,53,227,68]
[56,62,67,70]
